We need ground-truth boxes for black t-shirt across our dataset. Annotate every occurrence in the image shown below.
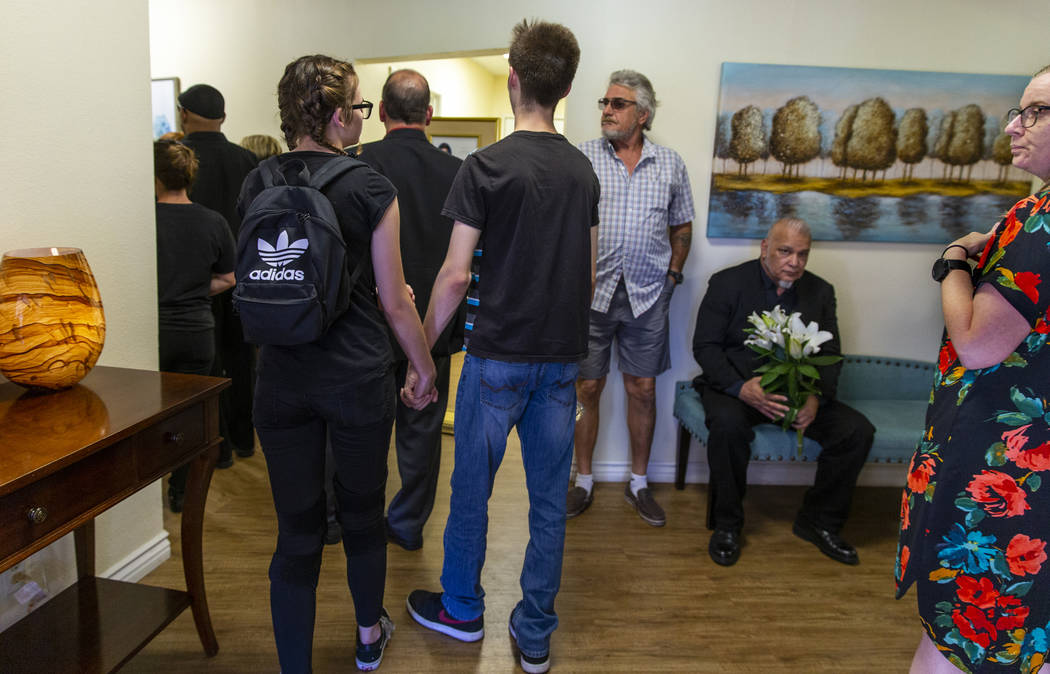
[237,151,397,386]
[155,202,235,331]
[441,131,600,362]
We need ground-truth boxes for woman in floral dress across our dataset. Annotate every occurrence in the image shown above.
[898,67,1050,673]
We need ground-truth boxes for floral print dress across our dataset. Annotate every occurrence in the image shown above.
[898,189,1050,673]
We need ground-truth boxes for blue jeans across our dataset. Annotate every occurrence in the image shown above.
[440,355,578,658]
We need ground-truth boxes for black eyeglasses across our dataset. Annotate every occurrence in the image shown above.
[598,97,637,111]
[1005,104,1050,128]
[351,100,373,119]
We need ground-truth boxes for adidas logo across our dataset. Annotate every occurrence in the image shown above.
[258,230,308,268]
[250,230,307,281]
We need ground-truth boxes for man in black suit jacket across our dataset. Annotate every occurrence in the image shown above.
[692,218,873,567]
[357,69,465,551]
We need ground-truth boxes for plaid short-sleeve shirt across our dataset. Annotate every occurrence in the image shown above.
[580,136,694,317]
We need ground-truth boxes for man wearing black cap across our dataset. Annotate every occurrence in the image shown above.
[178,83,258,471]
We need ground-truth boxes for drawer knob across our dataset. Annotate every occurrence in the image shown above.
[164,431,185,445]
[27,506,47,525]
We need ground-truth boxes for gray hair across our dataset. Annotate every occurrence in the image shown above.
[766,217,812,240]
[608,69,657,130]
[1034,64,1050,78]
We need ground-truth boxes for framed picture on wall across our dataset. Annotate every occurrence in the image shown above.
[428,117,501,159]
[708,62,1031,243]
[151,77,181,139]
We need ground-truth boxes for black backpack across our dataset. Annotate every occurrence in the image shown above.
[233,155,364,345]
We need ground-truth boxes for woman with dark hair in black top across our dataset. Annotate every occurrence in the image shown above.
[153,139,236,512]
[237,54,436,673]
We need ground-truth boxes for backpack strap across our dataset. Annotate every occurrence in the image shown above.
[308,155,366,190]
[307,155,370,301]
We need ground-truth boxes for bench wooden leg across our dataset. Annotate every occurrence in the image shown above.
[675,423,691,490]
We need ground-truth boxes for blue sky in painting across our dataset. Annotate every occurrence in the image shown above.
[718,62,1028,119]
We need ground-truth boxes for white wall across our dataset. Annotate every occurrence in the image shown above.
[148,0,1048,484]
[1,0,162,599]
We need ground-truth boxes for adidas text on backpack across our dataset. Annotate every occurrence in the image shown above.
[233,155,365,345]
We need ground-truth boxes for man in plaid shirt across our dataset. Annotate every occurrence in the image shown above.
[569,70,694,526]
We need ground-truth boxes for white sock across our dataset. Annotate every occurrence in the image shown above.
[575,473,594,495]
[629,473,648,497]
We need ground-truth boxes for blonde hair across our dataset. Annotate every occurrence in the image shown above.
[240,134,283,160]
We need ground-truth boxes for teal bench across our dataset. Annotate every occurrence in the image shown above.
[673,354,934,489]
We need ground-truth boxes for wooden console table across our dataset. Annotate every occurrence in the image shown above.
[0,366,229,672]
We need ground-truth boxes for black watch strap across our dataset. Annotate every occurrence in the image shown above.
[668,270,684,284]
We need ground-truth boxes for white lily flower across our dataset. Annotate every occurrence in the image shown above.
[744,335,773,350]
[788,336,803,359]
[802,330,834,356]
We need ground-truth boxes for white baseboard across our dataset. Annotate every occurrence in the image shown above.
[587,459,907,488]
[99,530,171,583]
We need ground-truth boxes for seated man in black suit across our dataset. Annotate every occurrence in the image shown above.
[692,217,874,567]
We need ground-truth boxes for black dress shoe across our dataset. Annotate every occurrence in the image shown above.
[792,519,859,565]
[708,529,741,566]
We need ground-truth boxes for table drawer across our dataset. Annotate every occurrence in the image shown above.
[135,403,207,480]
[0,438,136,561]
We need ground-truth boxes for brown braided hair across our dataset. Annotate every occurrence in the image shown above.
[277,54,358,155]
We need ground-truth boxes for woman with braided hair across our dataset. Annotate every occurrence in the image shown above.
[237,54,437,673]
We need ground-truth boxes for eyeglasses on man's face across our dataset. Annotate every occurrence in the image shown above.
[598,97,637,111]
[351,100,373,120]
[1005,104,1050,129]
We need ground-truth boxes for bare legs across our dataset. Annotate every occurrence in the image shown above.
[573,374,656,476]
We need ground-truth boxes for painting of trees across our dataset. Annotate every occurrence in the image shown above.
[769,96,821,177]
[897,108,928,182]
[729,105,766,176]
[708,62,1031,242]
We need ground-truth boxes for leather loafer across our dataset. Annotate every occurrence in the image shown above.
[792,519,859,565]
[708,529,741,566]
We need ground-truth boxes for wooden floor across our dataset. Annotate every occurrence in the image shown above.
[125,433,919,673]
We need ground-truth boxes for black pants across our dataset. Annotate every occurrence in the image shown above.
[699,384,874,534]
[160,328,214,502]
[254,370,394,674]
[211,291,256,461]
[386,354,451,546]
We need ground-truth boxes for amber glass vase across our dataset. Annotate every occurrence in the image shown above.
[0,247,106,390]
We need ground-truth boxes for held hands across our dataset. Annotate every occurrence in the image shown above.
[400,360,438,410]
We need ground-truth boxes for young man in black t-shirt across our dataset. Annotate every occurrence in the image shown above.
[403,19,599,674]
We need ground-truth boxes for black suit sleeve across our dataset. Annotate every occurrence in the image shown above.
[810,281,842,401]
[693,271,746,393]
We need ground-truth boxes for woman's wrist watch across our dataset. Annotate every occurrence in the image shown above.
[931,257,971,283]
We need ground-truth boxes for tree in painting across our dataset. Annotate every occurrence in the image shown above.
[897,108,928,182]
[769,96,821,178]
[942,104,986,182]
[844,97,897,181]
[830,104,858,180]
[729,105,766,176]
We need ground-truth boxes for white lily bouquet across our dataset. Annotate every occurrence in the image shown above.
[743,305,841,457]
